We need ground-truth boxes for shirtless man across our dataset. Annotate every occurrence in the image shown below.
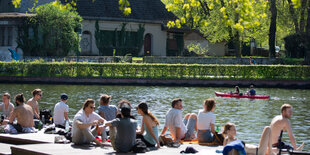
[8,93,35,133]
[27,89,42,119]
[270,104,304,150]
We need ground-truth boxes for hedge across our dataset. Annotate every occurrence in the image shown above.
[0,62,309,80]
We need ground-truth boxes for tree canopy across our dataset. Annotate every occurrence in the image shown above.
[17,2,82,56]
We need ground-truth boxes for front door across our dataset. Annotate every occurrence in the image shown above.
[144,34,152,56]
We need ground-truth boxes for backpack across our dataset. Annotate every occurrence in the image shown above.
[132,139,148,153]
[40,109,53,124]
[213,132,225,145]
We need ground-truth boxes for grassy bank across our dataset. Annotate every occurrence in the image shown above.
[0,62,309,80]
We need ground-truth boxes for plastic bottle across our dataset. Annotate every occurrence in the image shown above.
[42,115,45,124]
[216,124,219,133]
[65,120,69,132]
[38,121,42,131]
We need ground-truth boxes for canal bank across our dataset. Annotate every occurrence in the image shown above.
[0,76,309,89]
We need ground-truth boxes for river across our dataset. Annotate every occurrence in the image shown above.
[0,84,309,151]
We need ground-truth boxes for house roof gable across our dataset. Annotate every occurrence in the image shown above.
[75,0,177,23]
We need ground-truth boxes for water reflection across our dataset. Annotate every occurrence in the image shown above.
[0,84,309,151]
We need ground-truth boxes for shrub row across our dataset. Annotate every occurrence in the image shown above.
[0,62,309,80]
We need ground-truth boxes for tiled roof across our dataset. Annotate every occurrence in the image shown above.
[75,0,177,23]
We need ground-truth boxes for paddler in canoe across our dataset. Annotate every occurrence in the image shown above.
[247,84,256,95]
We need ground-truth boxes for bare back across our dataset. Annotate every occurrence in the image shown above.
[12,104,34,127]
[270,115,289,144]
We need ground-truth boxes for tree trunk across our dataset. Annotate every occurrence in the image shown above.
[307,0,310,34]
[287,0,299,33]
[305,1,310,63]
[299,0,307,33]
[269,0,277,58]
[234,31,241,58]
[234,4,241,58]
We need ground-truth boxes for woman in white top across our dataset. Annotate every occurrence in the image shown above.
[197,98,216,143]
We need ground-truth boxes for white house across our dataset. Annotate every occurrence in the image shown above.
[0,0,227,58]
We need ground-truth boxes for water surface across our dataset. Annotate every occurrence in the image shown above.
[0,84,309,151]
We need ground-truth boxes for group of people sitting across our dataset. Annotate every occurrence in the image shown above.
[0,89,305,154]
[0,89,42,133]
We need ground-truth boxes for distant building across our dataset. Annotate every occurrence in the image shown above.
[0,0,227,58]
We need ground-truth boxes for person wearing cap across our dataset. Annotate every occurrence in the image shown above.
[53,93,69,129]
[160,98,197,143]
[136,102,161,148]
[105,104,137,153]
[72,99,106,146]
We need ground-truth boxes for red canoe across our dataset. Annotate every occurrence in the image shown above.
[215,91,270,99]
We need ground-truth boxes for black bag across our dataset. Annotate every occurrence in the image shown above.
[132,139,148,153]
[40,109,53,124]
[213,132,224,145]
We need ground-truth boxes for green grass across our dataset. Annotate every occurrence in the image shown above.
[132,57,143,61]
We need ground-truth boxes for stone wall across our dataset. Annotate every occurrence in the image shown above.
[143,56,283,65]
[23,56,132,63]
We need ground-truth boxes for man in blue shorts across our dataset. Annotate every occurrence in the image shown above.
[160,98,197,143]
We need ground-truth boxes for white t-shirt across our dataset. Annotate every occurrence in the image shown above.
[72,110,103,139]
[53,101,69,126]
[164,108,187,140]
[197,110,216,130]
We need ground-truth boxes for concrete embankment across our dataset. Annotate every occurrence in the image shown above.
[0,76,309,89]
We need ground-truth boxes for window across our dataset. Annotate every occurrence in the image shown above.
[0,27,4,46]
[7,27,12,46]
[0,26,13,46]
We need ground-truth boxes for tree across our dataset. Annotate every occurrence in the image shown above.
[269,0,277,58]
[11,0,132,16]
[17,2,82,56]
[285,0,310,62]
[164,0,268,57]
[306,0,310,62]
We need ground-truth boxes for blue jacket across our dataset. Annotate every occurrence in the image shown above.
[223,140,246,155]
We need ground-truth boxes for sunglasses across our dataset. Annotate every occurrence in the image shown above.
[90,106,96,109]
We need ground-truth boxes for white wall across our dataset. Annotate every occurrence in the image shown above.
[81,20,167,56]
[184,32,226,56]
[0,25,22,61]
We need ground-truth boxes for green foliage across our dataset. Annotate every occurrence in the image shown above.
[164,0,267,41]
[0,62,309,80]
[282,58,304,65]
[119,0,131,16]
[284,33,310,58]
[12,0,131,16]
[186,43,209,56]
[95,21,145,56]
[16,2,82,56]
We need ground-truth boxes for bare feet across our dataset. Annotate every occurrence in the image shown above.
[296,142,304,151]
[94,139,104,147]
